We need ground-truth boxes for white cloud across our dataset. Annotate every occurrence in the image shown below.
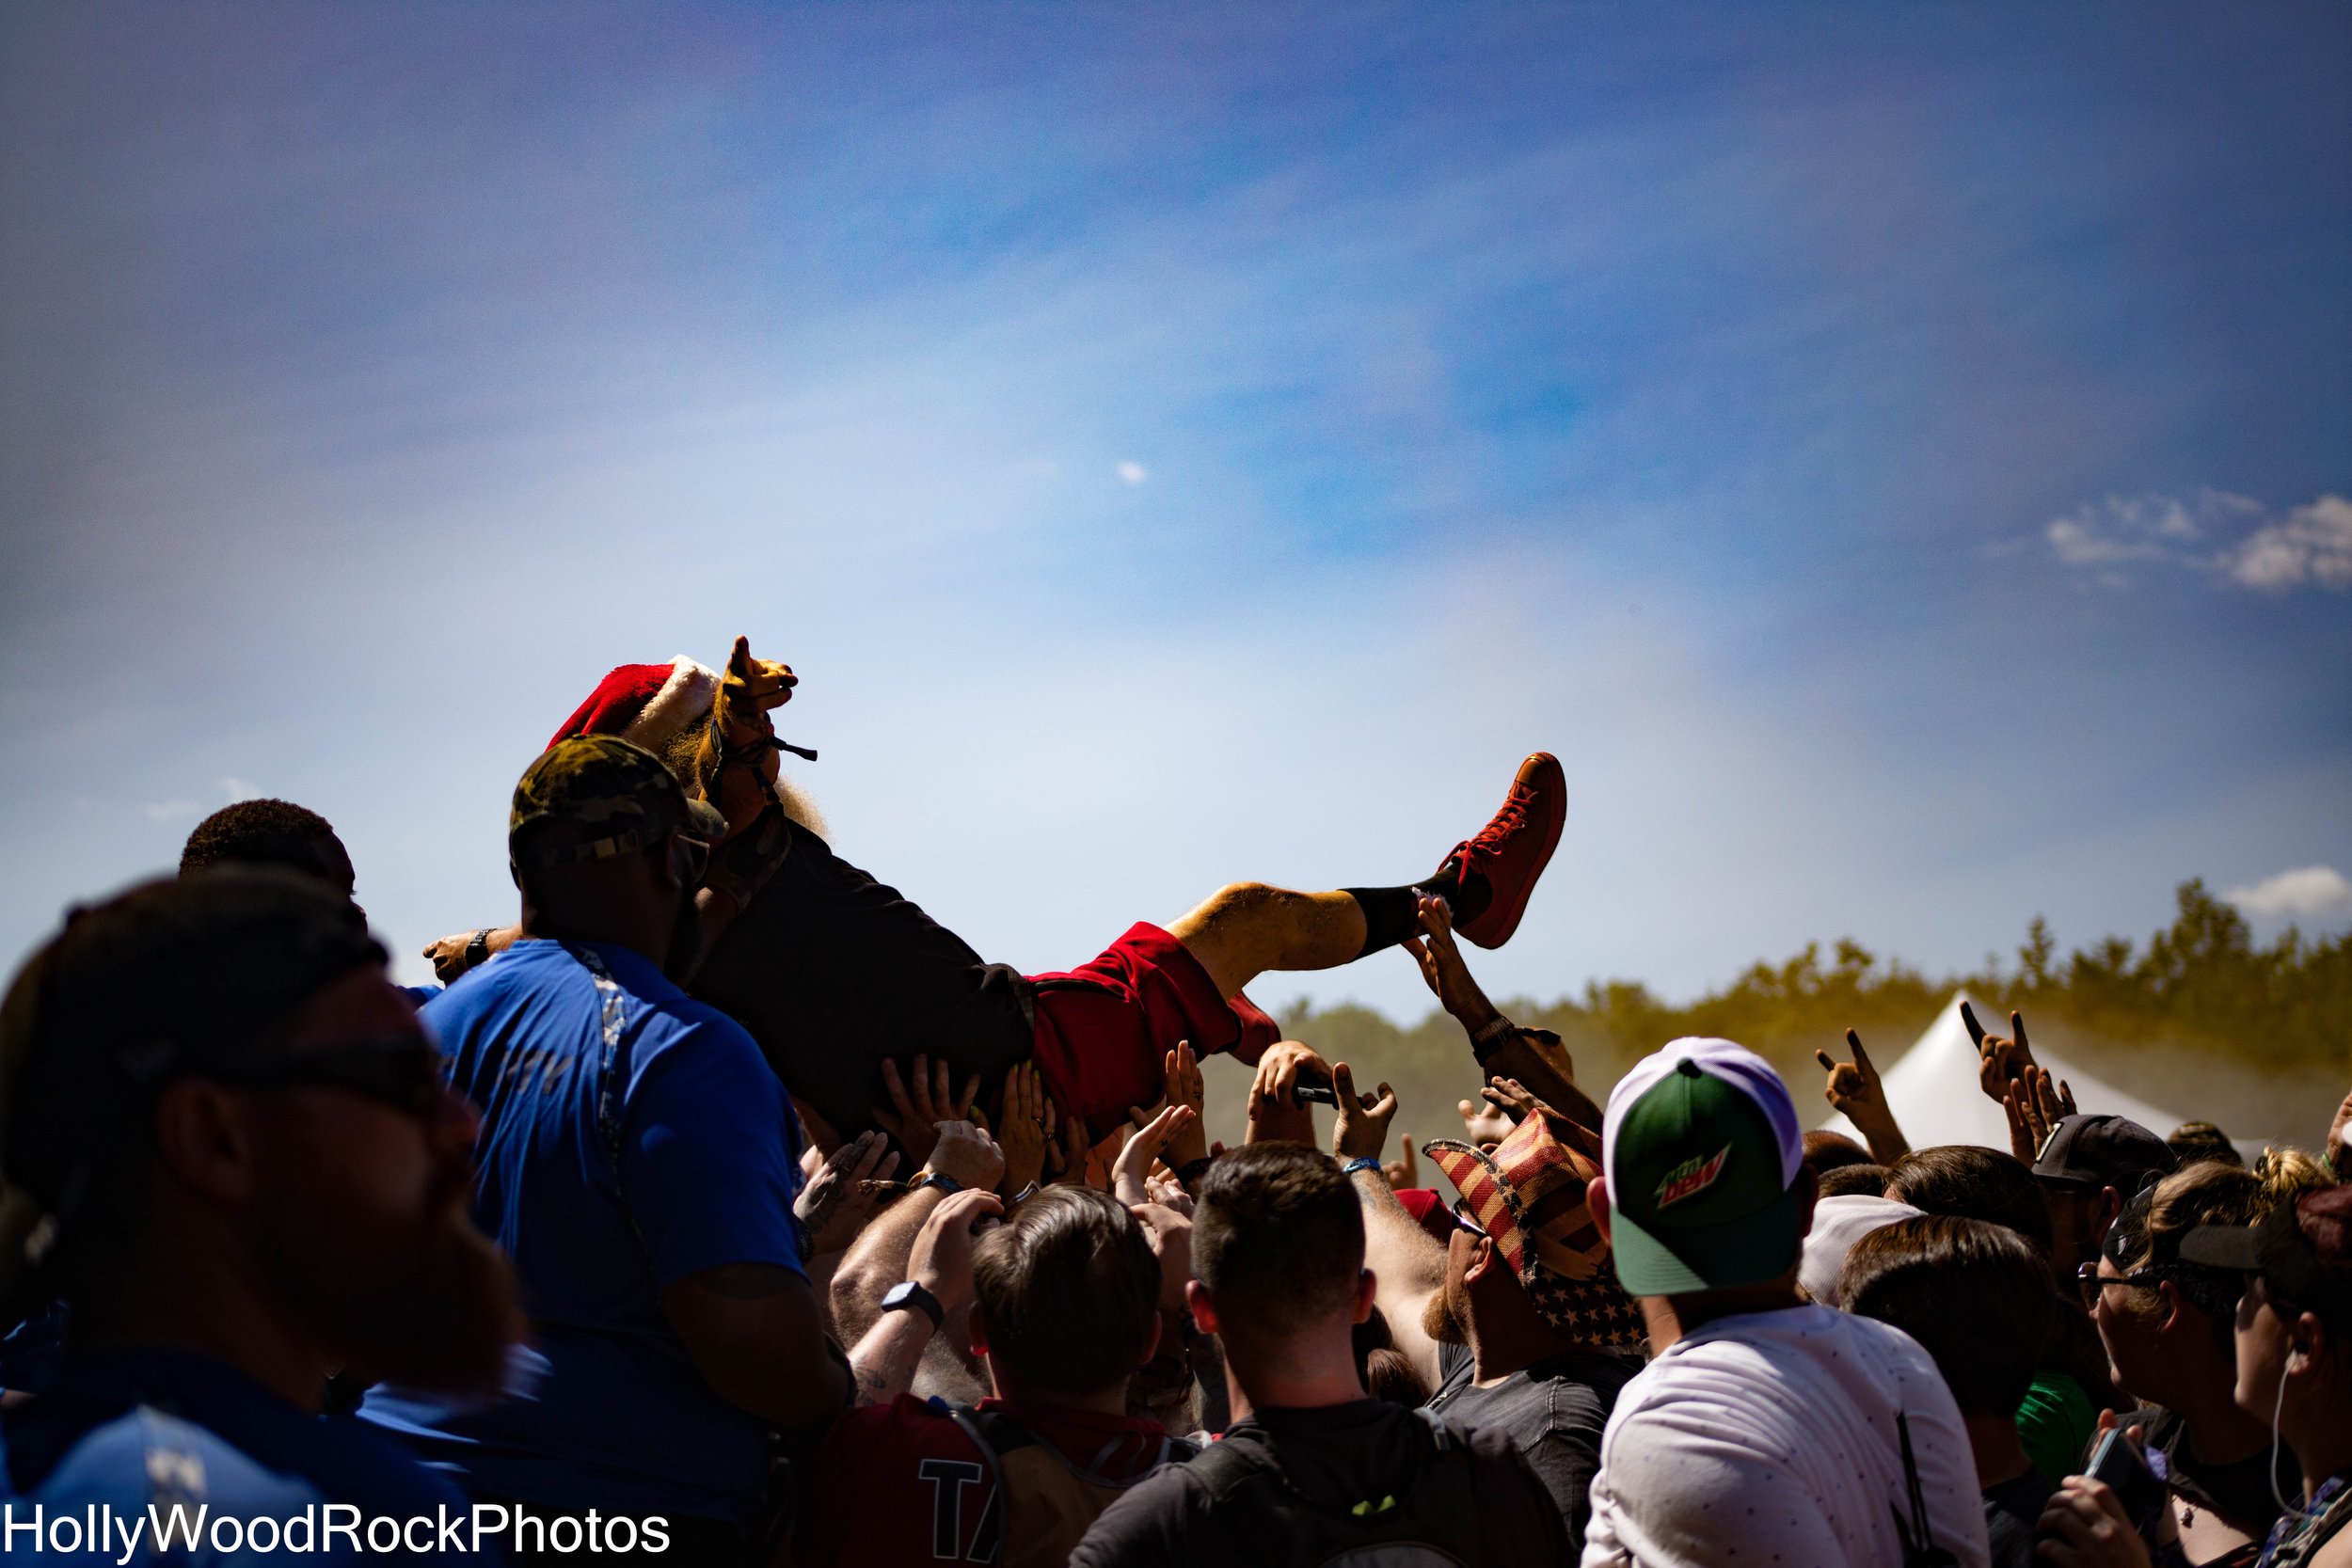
[2045,490,2350,593]
[217,775,259,800]
[2224,865,2352,922]
[143,799,200,821]
[1116,460,1148,484]
[2221,495,2352,592]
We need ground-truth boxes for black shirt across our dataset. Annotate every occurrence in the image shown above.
[1982,1467,2058,1568]
[1425,1338,1638,1545]
[2138,1405,2299,1541]
[1067,1400,1572,1568]
[691,822,1034,1138]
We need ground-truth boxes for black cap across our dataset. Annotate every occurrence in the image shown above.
[2032,1113,2177,1195]
[2182,1194,2352,1337]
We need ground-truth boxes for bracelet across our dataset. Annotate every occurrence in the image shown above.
[1008,1180,1041,1206]
[911,1171,962,1197]
[1342,1156,1385,1177]
[1470,1013,1517,1063]
[1175,1156,1216,1187]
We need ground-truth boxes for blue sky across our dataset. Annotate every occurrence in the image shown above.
[3,3,2347,1021]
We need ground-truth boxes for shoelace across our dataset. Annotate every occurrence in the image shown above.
[1468,784,1536,855]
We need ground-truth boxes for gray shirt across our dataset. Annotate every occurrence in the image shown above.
[1426,1339,1639,1546]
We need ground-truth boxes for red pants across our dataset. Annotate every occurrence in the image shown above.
[1026,923,1280,1139]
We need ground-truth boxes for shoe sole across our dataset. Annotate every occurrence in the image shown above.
[1460,752,1565,949]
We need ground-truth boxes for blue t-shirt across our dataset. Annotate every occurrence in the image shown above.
[360,940,805,1523]
[1,1348,487,1563]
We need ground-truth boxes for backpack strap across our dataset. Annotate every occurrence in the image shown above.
[562,942,635,1198]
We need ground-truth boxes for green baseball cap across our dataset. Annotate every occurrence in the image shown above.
[509,735,726,869]
[1599,1037,1808,1295]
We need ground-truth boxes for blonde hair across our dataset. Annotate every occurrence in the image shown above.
[2117,1149,2337,1337]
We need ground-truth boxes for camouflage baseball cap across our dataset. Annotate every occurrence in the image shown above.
[509,736,726,868]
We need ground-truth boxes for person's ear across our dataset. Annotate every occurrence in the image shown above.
[1463,1235,1500,1286]
[1136,1311,1165,1370]
[151,1079,260,1206]
[1184,1278,1219,1337]
[2155,1279,2186,1335]
[967,1307,992,1359]
[508,856,523,891]
[1353,1267,1377,1326]
[2289,1310,2327,1375]
[1586,1177,1613,1243]
[2098,1186,2123,1230]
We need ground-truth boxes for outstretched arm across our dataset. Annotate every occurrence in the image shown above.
[1405,895,1602,1130]
[1333,1063,1447,1391]
[1816,1029,1910,1164]
[830,1120,1004,1344]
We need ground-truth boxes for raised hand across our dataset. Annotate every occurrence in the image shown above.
[1161,1039,1210,1170]
[994,1062,1050,1198]
[1814,1029,1909,1163]
[923,1117,1007,1195]
[794,1130,900,1254]
[1114,1103,1199,1207]
[1403,895,1504,1032]
[1480,1075,1552,1126]
[1964,1002,2041,1105]
[905,1187,1006,1325]
[2002,1063,2075,1163]
[1383,1133,1420,1191]
[871,1054,982,1168]
[1330,1062,1399,1162]
[1246,1039,1328,1146]
[1455,1095,1513,1149]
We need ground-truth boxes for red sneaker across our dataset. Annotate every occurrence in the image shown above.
[1437,752,1565,949]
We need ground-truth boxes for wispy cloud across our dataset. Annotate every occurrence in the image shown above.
[2225,865,2352,922]
[142,799,199,822]
[1116,460,1148,485]
[2046,491,2352,592]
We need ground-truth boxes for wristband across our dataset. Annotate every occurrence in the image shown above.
[1341,1156,1385,1177]
[1008,1180,1041,1206]
[1470,1013,1517,1063]
[911,1171,962,1197]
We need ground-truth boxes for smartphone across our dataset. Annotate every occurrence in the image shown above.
[2086,1427,2168,1535]
[1291,1068,1339,1106]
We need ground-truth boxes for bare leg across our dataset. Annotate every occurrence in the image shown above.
[1165,882,1369,1001]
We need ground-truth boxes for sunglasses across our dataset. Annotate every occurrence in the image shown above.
[205,1034,452,1120]
[2075,1259,2167,1308]
[1451,1195,1490,1240]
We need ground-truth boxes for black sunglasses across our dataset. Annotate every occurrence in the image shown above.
[1452,1194,1490,1240]
[2075,1259,2167,1307]
[205,1034,451,1119]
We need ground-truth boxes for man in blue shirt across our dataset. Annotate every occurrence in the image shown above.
[0,868,525,1563]
[361,736,854,1563]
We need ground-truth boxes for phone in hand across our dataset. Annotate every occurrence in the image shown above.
[1291,1068,1339,1106]
[2085,1426,2168,1536]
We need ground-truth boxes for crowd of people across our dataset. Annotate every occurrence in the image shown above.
[0,640,2346,1568]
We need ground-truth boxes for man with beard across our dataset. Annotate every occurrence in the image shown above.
[358,736,854,1562]
[0,869,522,1561]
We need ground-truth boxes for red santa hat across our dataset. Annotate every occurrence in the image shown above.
[548,657,721,752]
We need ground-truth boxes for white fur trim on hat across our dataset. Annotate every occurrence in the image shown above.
[621,656,720,749]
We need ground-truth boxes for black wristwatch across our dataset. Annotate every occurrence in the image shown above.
[910,1171,962,1197]
[465,927,493,970]
[881,1279,944,1331]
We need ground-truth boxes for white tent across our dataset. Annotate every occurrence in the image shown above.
[1817,992,2188,1153]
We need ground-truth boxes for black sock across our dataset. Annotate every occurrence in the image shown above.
[1343,887,1422,958]
[1344,865,1493,958]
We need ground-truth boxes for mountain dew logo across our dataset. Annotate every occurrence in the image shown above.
[1654,1144,1732,1209]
